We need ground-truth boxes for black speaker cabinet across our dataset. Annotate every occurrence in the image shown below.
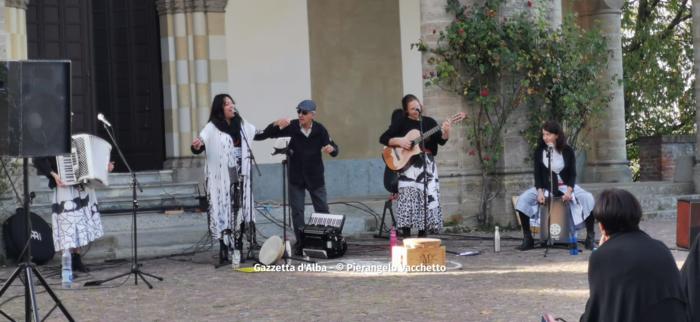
[0,60,71,157]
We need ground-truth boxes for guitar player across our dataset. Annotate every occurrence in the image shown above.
[379,94,453,238]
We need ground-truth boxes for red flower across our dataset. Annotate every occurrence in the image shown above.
[468,149,476,156]
[480,87,489,97]
[483,155,491,161]
[527,0,532,7]
[458,28,465,35]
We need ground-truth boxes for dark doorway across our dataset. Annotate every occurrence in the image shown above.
[27,0,165,171]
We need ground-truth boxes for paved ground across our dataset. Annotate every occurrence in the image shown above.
[0,218,691,322]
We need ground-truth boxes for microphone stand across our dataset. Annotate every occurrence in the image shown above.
[85,123,163,288]
[237,118,261,260]
[544,146,553,258]
[273,143,314,264]
[419,110,429,237]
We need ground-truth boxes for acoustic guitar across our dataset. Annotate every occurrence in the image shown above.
[382,112,466,171]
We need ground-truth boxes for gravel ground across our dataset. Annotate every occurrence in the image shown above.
[0,218,690,321]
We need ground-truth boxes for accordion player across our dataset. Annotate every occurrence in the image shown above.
[56,134,113,187]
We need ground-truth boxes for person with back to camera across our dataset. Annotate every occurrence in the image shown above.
[578,188,688,322]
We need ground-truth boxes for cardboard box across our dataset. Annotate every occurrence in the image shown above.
[391,245,446,269]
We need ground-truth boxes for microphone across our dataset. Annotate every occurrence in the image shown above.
[97,113,112,127]
[416,107,422,114]
[546,145,553,158]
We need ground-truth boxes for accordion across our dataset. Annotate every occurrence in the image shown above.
[302,213,347,259]
[56,134,112,187]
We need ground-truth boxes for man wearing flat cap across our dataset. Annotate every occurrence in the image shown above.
[255,99,339,255]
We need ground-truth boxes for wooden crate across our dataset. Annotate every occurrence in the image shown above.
[392,245,446,269]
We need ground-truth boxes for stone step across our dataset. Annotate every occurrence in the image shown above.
[64,197,392,261]
[643,209,677,221]
[638,194,700,213]
[29,170,175,190]
[27,194,202,216]
[579,181,694,197]
[30,181,201,205]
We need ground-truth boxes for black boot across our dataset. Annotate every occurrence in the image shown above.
[238,222,246,264]
[417,230,427,237]
[516,211,535,251]
[219,239,230,264]
[400,227,411,238]
[71,253,89,273]
[249,222,259,247]
[584,216,595,250]
[294,230,304,256]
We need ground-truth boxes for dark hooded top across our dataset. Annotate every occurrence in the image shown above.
[681,234,700,322]
[580,230,689,322]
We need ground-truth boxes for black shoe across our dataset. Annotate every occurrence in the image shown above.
[219,240,230,265]
[71,253,89,273]
[517,235,535,251]
[417,230,427,237]
[294,244,304,256]
[400,227,411,238]
[584,234,595,250]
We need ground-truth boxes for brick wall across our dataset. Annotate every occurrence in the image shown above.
[638,135,695,181]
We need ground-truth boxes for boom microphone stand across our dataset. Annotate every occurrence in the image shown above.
[85,122,163,288]
[0,159,74,321]
[273,142,314,264]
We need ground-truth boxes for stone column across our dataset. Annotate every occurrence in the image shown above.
[156,0,228,161]
[1,0,29,60]
[574,0,631,182]
[693,0,700,193]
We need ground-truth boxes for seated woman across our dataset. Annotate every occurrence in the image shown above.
[580,188,688,322]
[514,120,595,250]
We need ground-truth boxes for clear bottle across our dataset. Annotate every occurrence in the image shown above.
[494,226,501,253]
[389,226,397,248]
[61,249,73,288]
[232,249,241,269]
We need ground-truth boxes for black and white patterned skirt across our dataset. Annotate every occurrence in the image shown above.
[395,155,443,232]
[51,185,103,251]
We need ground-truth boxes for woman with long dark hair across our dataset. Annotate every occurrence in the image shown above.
[514,120,595,250]
[191,94,257,265]
[379,94,452,237]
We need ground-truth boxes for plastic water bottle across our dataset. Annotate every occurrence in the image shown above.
[389,226,397,248]
[61,249,73,288]
[494,226,501,253]
[569,235,579,255]
[232,248,241,269]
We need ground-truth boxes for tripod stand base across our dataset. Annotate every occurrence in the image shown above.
[0,262,74,321]
[374,198,396,239]
[85,266,163,289]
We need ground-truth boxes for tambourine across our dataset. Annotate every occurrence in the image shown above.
[258,235,285,265]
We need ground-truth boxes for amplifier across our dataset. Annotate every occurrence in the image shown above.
[677,198,700,249]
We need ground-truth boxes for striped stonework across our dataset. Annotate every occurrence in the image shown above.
[1,0,28,60]
[156,0,228,159]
